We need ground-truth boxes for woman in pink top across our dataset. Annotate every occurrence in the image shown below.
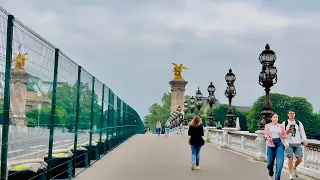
[264,113,288,180]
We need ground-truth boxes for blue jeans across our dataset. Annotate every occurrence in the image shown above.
[165,128,170,135]
[191,145,202,166]
[267,138,285,180]
[156,128,161,135]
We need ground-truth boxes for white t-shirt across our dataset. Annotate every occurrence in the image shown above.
[282,120,307,145]
[269,124,281,138]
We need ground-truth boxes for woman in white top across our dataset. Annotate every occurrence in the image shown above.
[264,113,288,180]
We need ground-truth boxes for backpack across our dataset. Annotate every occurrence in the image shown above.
[284,120,300,131]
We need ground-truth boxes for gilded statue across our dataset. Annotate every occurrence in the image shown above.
[12,53,27,72]
[172,63,188,80]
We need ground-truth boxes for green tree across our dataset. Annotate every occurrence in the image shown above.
[247,93,319,137]
[208,104,248,130]
[144,93,171,132]
[26,82,101,130]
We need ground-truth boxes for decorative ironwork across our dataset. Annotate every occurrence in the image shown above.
[224,69,236,128]
[258,44,278,130]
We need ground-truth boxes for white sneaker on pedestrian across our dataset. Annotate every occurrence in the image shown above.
[191,162,195,171]
[289,174,293,180]
[269,176,273,180]
[293,167,298,177]
[195,166,200,170]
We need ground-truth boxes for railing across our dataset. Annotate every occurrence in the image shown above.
[204,128,320,179]
[0,6,145,180]
[180,126,320,178]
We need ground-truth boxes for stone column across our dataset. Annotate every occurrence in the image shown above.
[221,127,237,148]
[255,130,267,161]
[10,71,28,127]
[169,79,188,114]
[204,126,217,141]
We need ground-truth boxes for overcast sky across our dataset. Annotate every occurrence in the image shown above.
[2,0,320,118]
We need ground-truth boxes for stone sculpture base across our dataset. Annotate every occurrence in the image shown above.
[169,79,188,114]
[10,71,28,127]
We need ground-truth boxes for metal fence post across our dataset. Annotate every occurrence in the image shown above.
[88,77,95,159]
[47,48,59,179]
[99,85,105,146]
[0,14,14,180]
[73,66,81,166]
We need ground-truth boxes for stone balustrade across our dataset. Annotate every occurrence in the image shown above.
[181,126,320,178]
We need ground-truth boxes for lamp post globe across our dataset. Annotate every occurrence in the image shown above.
[190,96,195,113]
[225,68,236,85]
[196,87,203,101]
[259,44,277,67]
[207,82,216,95]
[177,105,182,112]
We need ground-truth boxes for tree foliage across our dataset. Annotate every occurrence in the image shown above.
[26,82,102,130]
[144,93,171,132]
[247,93,320,138]
[207,104,248,130]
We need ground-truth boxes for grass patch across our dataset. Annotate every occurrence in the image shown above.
[252,157,267,162]
[220,146,230,149]
[205,138,211,143]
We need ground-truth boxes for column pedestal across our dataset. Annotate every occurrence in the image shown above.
[169,79,188,114]
[255,130,267,161]
[222,127,237,148]
[10,71,28,127]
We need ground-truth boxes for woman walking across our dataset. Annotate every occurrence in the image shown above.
[156,121,161,137]
[265,113,288,180]
[188,116,205,171]
[164,120,171,137]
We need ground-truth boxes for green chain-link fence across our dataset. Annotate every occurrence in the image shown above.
[0,6,144,180]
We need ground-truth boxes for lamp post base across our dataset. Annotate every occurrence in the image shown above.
[224,114,236,128]
[259,110,272,130]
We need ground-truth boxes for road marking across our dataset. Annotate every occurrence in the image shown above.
[63,140,71,142]
[29,145,46,149]
[53,142,61,145]
[8,149,24,154]
[8,139,88,160]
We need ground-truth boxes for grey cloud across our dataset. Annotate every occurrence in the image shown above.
[2,0,320,117]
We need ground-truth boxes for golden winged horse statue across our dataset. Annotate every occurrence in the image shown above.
[172,63,188,80]
[13,53,27,72]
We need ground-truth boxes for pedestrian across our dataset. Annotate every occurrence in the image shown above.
[156,121,161,137]
[282,109,308,180]
[265,113,288,180]
[164,120,171,137]
[188,115,205,171]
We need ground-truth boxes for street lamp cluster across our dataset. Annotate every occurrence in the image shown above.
[169,44,277,130]
[167,105,184,128]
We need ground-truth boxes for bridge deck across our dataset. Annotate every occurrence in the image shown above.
[74,134,310,180]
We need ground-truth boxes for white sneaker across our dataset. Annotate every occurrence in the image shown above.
[269,176,273,180]
[289,174,293,180]
[293,168,298,177]
[191,162,195,171]
[195,166,200,170]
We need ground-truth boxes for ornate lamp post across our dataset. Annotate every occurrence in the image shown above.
[258,44,278,130]
[183,100,188,125]
[189,96,196,113]
[224,69,236,128]
[207,82,217,126]
[195,87,203,115]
